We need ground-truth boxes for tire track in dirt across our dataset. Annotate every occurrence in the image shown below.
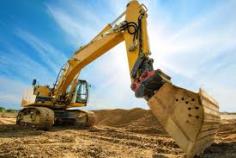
[0,110,236,158]
[60,127,183,156]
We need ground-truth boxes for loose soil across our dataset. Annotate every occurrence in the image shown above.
[0,108,235,158]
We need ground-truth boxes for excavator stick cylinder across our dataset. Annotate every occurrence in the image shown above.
[148,83,220,157]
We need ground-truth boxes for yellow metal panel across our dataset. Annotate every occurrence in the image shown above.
[140,13,150,55]
[124,0,150,74]
[34,86,50,97]
[124,0,141,72]
[68,102,86,108]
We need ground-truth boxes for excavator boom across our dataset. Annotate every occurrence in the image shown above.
[17,1,220,157]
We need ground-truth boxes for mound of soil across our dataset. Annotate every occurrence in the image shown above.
[0,109,236,158]
[93,108,166,134]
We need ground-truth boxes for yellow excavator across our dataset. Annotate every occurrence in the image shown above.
[17,1,220,157]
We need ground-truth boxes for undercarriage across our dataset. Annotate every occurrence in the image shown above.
[16,107,96,130]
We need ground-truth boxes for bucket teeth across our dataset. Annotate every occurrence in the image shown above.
[148,83,220,158]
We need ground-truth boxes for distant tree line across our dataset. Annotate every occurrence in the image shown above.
[0,106,17,113]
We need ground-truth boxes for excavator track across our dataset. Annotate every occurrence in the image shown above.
[85,111,97,127]
[54,110,96,127]
[70,110,96,127]
[16,107,96,129]
[148,83,220,158]
[16,107,54,130]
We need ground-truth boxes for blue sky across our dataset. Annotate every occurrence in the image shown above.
[0,0,235,112]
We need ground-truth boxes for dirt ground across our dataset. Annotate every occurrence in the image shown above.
[0,108,236,158]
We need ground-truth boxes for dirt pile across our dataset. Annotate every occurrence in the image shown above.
[0,109,236,158]
[94,108,166,134]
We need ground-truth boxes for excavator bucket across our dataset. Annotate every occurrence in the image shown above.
[148,83,220,158]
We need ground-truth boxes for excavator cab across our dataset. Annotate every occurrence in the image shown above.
[75,80,89,104]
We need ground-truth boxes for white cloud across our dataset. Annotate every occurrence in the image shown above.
[16,29,67,74]
[0,47,57,109]
[0,29,69,109]
[0,76,28,108]
[147,1,236,111]
[46,1,102,47]
[0,48,55,84]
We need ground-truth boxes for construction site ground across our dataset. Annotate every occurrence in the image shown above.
[0,108,236,158]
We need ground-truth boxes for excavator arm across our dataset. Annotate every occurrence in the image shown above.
[53,24,123,100]
[53,1,152,101]
[19,1,220,157]
[54,1,169,106]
